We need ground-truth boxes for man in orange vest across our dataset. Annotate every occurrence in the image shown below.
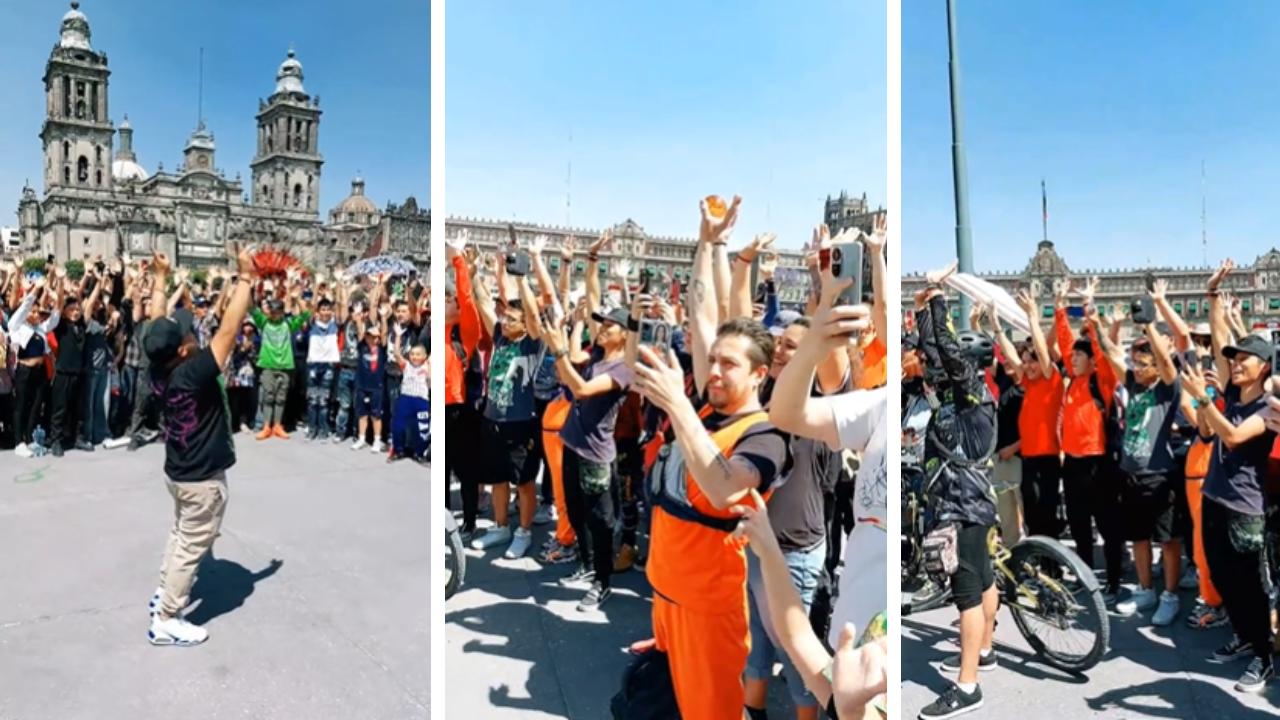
[630,195,790,720]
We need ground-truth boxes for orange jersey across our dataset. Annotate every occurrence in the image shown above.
[1019,369,1063,457]
[856,336,887,390]
[445,255,481,405]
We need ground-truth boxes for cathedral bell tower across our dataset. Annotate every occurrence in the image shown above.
[40,2,115,192]
[250,46,322,214]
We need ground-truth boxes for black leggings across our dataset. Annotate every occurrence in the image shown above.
[531,397,553,505]
[563,446,616,587]
[1203,498,1273,660]
[448,403,481,527]
[228,387,257,432]
[50,371,84,448]
[1020,454,1061,539]
[13,365,48,446]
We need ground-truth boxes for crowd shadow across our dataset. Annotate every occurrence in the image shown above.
[902,616,1089,694]
[1086,678,1280,718]
[185,554,284,626]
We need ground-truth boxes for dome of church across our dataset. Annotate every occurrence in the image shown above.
[334,177,377,216]
[59,2,92,50]
[112,159,148,182]
[275,47,306,95]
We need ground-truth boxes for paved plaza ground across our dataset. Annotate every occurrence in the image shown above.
[445,486,799,718]
[0,435,429,720]
[903,568,1280,719]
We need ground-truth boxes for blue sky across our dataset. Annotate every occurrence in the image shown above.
[446,0,886,249]
[904,1,1280,274]
[0,0,429,221]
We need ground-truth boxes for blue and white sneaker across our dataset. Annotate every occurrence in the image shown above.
[148,587,163,615]
[148,615,208,646]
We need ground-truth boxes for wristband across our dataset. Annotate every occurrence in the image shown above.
[553,348,569,360]
[587,254,599,263]
[734,253,753,264]
[627,317,640,331]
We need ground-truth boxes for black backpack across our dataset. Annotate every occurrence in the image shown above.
[610,647,681,719]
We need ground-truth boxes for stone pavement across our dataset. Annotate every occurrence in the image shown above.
[445,490,799,718]
[0,435,429,720]
[904,581,1280,719]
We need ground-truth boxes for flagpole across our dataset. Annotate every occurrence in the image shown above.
[1042,179,1048,243]
[946,0,974,327]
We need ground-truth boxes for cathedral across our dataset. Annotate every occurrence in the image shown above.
[13,3,429,270]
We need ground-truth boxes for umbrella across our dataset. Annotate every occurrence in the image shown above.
[345,255,416,280]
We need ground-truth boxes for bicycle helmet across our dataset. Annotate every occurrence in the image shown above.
[956,329,995,369]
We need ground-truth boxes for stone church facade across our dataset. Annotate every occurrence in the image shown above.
[12,3,428,270]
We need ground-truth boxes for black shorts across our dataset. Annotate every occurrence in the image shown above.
[481,418,540,487]
[1122,473,1176,543]
[950,523,995,612]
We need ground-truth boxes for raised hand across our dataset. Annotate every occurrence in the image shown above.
[151,252,171,274]
[759,252,778,281]
[236,244,257,276]
[1052,277,1071,306]
[560,235,577,260]
[445,228,469,259]
[1076,275,1100,305]
[804,224,831,269]
[1208,258,1234,292]
[698,194,742,245]
[528,234,548,257]
[738,231,776,263]
[588,229,613,256]
[1015,288,1036,314]
[1151,277,1168,301]
[924,260,958,286]
[613,258,633,281]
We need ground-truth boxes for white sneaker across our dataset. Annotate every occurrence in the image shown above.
[504,528,533,559]
[148,586,163,615]
[148,615,208,646]
[1152,591,1181,626]
[1179,566,1200,590]
[534,504,555,526]
[352,439,368,451]
[103,437,131,450]
[471,525,512,551]
[1116,586,1159,616]
[371,440,385,454]
[14,443,32,459]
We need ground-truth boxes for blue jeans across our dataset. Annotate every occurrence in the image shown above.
[333,368,357,439]
[745,538,827,708]
[306,363,336,437]
[81,366,109,445]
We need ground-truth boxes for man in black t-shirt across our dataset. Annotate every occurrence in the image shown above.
[144,246,258,647]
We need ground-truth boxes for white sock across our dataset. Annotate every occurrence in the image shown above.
[956,681,978,694]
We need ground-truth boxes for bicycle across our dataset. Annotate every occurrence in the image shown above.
[902,463,1110,672]
[444,508,466,600]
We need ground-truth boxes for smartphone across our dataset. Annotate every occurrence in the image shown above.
[639,318,672,353]
[640,267,655,294]
[1130,295,1155,325]
[1066,305,1086,319]
[1202,354,1215,372]
[505,251,531,277]
[829,241,864,306]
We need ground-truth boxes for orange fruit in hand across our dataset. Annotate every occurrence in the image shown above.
[705,195,727,219]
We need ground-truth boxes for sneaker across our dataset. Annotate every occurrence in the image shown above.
[352,439,368,451]
[50,443,64,458]
[1179,566,1200,590]
[542,543,579,565]
[103,436,130,450]
[558,567,596,588]
[941,651,998,673]
[541,534,561,551]
[1101,586,1122,608]
[74,439,95,452]
[1152,591,1181,626]
[1115,587,1158,616]
[504,528,533,559]
[1186,601,1231,630]
[371,440,384,454]
[148,615,209,646]
[577,582,611,612]
[127,438,142,452]
[1212,635,1253,663]
[140,429,160,443]
[918,684,983,719]
[331,434,344,444]
[614,543,637,573]
[533,504,554,526]
[14,443,32,459]
[148,586,163,615]
[255,426,273,441]
[1236,656,1274,693]
[470,525,511,551]
[272,425,290,440]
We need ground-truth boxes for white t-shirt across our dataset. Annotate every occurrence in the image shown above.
[400,361,430,400]
[828,387,887,648]
[307,318,341,364]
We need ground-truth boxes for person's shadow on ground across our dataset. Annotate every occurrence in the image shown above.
[185,555,283,626]
[1087,677,1280,717]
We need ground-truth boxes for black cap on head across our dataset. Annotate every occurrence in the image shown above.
[1223,334,1274,364]
[143,309,195,367]
[591,307,631,330]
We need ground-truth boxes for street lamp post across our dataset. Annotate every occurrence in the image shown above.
[946,0,973,328]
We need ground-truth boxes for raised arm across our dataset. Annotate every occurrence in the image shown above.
[1015,288,1054,379]
[1090,306,1128,379]
[149,253,172,322]
[1150,278,1191,353]
[517,275,543,342]
[1207,259,1233,385]
[557,236,575,311]
[866,213,889,346]
[689,196,741,394]
[210,247,258,368]
[1145,317,1179,385]
[989,303,1023,375]
[730,232,775,321]
[585,230,610,338]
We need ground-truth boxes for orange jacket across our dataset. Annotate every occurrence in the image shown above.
[445,255,481,406]
[1055,308,1115,457]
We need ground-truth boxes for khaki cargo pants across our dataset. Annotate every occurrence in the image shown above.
[157,473,228,618]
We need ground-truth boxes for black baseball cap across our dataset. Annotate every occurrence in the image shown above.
[144,308,195,366]
[1223,334,1274,363]
[591,307,631,330]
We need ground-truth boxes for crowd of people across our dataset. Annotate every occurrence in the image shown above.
[445,196,889,719]
[0,252,430,465]
[905,258,1280,717]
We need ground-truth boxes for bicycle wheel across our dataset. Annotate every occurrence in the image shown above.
[1004,535,1109,672]
[901,540,951,614]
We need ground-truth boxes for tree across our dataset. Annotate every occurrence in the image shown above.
[64,259,85,280]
